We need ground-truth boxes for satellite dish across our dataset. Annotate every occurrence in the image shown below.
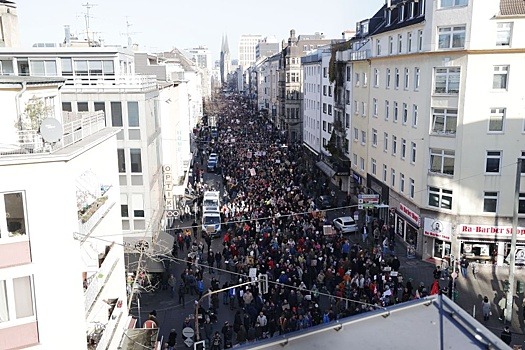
[39,118,63,143]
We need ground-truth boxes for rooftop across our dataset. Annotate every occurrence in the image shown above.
[500,0,525,15]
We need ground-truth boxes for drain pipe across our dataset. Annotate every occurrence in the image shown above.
[15,81,27,130]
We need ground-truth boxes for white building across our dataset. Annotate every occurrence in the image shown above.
[238,34,262,72]
[334,0,525,264]
[0,76,129,350]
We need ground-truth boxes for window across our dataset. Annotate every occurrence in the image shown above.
[391,169,396,187]
[328,123,333,133]
[434,67,460,94]
[521,151,525,174]
[417,30,423,51]
[394,102,398,122]
[373,98,378,117]
[438,26,466,49]
[439,0,468,8]
[353,127,359,141]
[414,67,420,90]
[323,67,327,78]
[345,90,350,104]
[402,103,408,124]
[0,59,14,75]
[392,136,397,155]
[323,138,327,146]
[355,72,360,86]
[117,149,126,172]
[428,187,453,210]
[130,149,142,173]
[362,73,368,87]
[386,68,391,88]
[361,102,366,117]
[412,104,418,127]
[132,193,145,217]
[398,34,403,53]
[62,102,72,112]
[407,32,413,52]
[519,193,525,214]
[489,108,505,132]
[323,121,327,131]
[30,60,57,76]
[111,102,123,127]
[77,102,88,112]
[376,39,382,56]
[404,68,409,89]
[409,178,415,198]
[411,142,417,163]
[345,113,350,128]
[432,108,457,134]
[400,174,405,192]
[353,153,358,166]
[401,139,407,159]
[328,104,332,115]
[346,66,351,81]
[328,86,332,97]
[372,129,378,147]
[483,192,498,213]
[0,276,35,323]
[430,148,455,175]
[94,102,105,114]
[1,191,28,238]
[121,194,129,217]
[385,100,390,120]
[496,22,512,46]
[374,68,379,87]
[389,36,394,54]
[493,65,509,90]
[485,151,502,173]
[383,164,388,182]
[372,158,377,175]
[323,85,327,96]
[353,101,358,115]
[360,157,365,171]
[395,68,400,89]
[384,133,389,152]
[361,131,366,145]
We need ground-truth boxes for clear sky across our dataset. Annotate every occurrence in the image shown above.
[17,0,384,61]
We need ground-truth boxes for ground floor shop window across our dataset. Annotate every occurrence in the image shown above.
[433,239,451,259]
[462,242,496,263]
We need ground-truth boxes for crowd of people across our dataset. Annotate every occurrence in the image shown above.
[170,94,436,349]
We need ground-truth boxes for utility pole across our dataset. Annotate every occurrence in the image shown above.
[506,157,522,323]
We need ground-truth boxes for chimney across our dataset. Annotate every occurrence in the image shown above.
[64,25,71,46]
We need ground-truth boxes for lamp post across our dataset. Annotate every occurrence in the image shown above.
[194,280,255,341]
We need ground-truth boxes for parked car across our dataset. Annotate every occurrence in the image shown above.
[315,195,333,209]
[207,159,217,172]
[333,216,359,234]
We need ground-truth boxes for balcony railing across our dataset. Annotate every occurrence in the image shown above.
[84,244,121,316]
[63,75,157,92]
[336,49,371,62]
[91,298,125,350]
[0,111,106,157]
[78,186,117,240]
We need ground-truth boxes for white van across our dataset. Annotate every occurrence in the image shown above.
[202,211,222,236]
[203,191,220,213]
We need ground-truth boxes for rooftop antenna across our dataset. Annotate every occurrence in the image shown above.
[82,2,97,47]
[120,17,140,48]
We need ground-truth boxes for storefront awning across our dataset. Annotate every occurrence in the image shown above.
[316,161,336,178]
[125,253,167,274]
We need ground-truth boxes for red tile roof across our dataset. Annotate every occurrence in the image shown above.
[500,0,525,15]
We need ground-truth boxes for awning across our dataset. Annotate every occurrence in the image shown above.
[125,253,167,274]
[153,231,175,253]
[316,161,336,178]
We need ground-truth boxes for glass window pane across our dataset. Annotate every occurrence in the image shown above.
[5,192,26,236]
[111,102,123,127]
[127,102,139,127]
[13,276,34,318]
[103,61,114,75]
[429,193,440,207]
[61,58,72,73]
[130,149,142,173]
[117,149,126,173]
[30,61,45,76]
[0,280,9,322]
[74,60,88,75]
[88,61,103,75]
[45,61,57,76]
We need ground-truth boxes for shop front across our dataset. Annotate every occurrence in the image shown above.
[457,224,525,266]
[422,217,452,261]
[395,203,421,251]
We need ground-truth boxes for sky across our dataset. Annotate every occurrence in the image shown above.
[17,0,384,62]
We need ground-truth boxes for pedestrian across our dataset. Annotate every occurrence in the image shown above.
[460,256,469,278]
[482,296,491,321]
[498,295,507,321]
[500,325,512,345]
[168,274,176,299]
[471,260,478,279]
[362,226,368,244]
[166,329,177,350]
[178,281,186,307]
[211,331,222,350]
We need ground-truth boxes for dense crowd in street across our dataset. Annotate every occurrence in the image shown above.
[169,94,438,349]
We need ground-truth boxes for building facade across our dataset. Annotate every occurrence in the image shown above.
[238,34,262,72]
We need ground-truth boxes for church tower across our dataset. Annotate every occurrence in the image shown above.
[219,34,231,87]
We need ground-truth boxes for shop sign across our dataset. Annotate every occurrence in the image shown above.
[398,203,420,226]
[423,218,451,241]
[458,224,525,236]
[358,194,379,209]
[163,165,173,210]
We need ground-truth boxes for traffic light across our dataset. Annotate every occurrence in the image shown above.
[518,280,524,294]
[258,274,269,294]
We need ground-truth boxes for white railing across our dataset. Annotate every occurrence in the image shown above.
[62,111,106,147]
[95,299,124,350]
[350,49,371,61]
[78,186,116,239]
[84,244,120,315]
[63,75,157,92]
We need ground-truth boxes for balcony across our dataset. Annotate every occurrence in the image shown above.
[0,111,106,156]
[87,298,126,350]
[84,243,121,316]
[63,75,157,93]
[78,185,117,239]
[329,153,351,176]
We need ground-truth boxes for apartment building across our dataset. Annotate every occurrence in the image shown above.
[238,34,262,71]
[0,76,129,350]
[335,0,525,264]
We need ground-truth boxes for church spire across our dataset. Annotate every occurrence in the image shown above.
[221,34,230,55]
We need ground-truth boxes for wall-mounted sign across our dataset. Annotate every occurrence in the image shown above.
[163,165,174,210]
[423,218,452,241]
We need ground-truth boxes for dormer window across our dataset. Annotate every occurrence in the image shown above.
[399,4,405,22]
[387,9,392,26]
[362,21,369,35]
[409,2,415,18]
